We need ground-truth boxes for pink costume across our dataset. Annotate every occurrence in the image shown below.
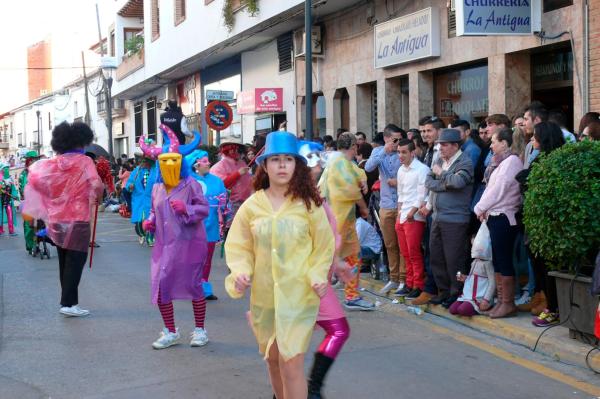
[209,156,252,205]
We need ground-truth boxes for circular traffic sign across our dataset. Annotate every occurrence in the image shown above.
[205,101,233,131]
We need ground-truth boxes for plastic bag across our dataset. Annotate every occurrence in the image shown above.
[472,221,492,261]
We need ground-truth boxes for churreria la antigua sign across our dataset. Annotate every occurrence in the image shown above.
[374,7,440,69]
[456,0,542,36]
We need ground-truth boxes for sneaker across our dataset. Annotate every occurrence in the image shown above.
[378,281,399,295]
[406,288,422,300]
[59,305,90,317]
[190,327,209,347]
[205,294,218,301]
[152,328,180,349]
[344,297,375,311]
[532,310,559,327]
[138,236,146,245]
[515,291,531,306]
[9,232,18,237]
[394,285,412,297]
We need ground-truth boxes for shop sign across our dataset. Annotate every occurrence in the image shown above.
[205,101,233,131]
[456,0,542,36]
[206,90,235,101]
[237,88,284,114]
[374,7,440,69]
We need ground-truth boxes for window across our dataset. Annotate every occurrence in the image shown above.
[97,92,106,113]
[277,33,293,72]
[134,101,143,143]
[18,133,23,146]
[124,28,143,49]
[154,1,160,38]
[110,30,115,57]
[146,97,157,141]
[9,122,13,139]
[447,1,456,38]
[48,112,52,130]
[544,0,572,12]
[74,101,79,118]
[175,0,186,25]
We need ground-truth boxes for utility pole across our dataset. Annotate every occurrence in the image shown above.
[96,2,114,161]
[81,51,92,126]
[305,0,313,141]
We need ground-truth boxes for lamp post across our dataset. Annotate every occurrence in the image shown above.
[105,75,114,161]
[305,0,313,141]
[36,109,41,153]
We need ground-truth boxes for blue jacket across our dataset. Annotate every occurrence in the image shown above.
[126,165,158,223]
[461,139,481,170]
[192,172,227,243]
[364,146,401,209]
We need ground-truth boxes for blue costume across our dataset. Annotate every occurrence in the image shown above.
[126,161,158,245]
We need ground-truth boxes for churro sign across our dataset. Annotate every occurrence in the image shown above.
[374,7,440,69]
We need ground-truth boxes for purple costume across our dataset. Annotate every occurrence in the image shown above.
[148,176,209,304]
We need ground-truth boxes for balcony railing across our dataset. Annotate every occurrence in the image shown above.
[116,47,144,81]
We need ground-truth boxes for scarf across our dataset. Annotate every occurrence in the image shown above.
[483,149,512,184]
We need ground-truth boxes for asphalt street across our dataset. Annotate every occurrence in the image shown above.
[1,212,599,399]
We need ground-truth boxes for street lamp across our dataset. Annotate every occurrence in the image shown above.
[100,57,117,162]
[305,0,313,141]
[36,109,41,153]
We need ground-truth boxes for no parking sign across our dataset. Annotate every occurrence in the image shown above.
[205,101,233,131]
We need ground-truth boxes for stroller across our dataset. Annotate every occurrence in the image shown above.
[31,219,52,259]
[364,181,389,280]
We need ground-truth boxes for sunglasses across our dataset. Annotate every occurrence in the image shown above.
[392,138,401,143]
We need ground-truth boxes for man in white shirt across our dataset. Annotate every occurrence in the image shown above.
[394,139,430,299]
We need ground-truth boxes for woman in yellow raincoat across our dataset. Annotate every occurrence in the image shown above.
[225,131,335,399]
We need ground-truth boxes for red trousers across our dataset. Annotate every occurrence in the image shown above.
[395,220,426,290]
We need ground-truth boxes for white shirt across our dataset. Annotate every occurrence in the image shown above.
[355,218,382,253]
[397,157,430,223]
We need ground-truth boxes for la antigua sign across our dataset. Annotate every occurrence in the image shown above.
[456,0,542,36]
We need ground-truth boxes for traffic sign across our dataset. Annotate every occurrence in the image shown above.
[206,90,235,101]
[205,101,233,131]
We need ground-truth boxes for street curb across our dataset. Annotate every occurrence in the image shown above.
[359,276,600,371]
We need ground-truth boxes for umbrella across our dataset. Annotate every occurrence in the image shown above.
[84,143,110,159]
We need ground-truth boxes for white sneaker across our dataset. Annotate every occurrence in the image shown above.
[378,281,399,295]
[190,327,209,347]
[59,305,90,317]
[515,290,531,306]
[152,328,180,349]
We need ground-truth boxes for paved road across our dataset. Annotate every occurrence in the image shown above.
[1,213,599,399]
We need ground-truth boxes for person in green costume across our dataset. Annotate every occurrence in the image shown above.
[0,162,19,236]
[19,151,41,250]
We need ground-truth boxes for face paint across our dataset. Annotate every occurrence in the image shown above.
[158,153,182,188]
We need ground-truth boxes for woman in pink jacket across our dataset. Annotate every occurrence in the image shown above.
[474,127,523,319]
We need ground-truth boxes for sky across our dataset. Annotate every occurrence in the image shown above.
[0,0,116,113]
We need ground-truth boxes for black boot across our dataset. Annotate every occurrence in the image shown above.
[308,352,334,398]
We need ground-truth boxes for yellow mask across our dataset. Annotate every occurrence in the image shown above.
[158,153,182,189]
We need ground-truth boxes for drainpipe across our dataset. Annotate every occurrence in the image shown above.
[583,0,590,114]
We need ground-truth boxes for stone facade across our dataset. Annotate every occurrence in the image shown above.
[296,0,584,137]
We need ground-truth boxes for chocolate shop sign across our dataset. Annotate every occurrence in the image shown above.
[456,0,542,36]
[374,7,440,69]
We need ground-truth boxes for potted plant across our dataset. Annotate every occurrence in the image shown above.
[524,140,600,339]
[124,35,144,58]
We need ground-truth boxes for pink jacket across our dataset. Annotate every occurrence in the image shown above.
[474,154,523,226]
[210,157,252,203]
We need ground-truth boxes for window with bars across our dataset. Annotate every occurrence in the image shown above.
[152,0,160,41]
[175,0,186,25]
[134,101,143,143]
[448,0,456,38]
[146,97,157,141]
[277,33,293,72]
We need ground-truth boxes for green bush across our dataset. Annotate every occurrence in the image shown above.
[523,140,600,271]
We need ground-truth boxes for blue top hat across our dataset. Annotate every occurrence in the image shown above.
[297,140,324,168]
[256,131,307,165]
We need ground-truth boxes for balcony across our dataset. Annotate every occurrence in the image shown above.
[116,47,144,81]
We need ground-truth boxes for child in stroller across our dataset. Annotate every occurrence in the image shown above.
[31,219,54,259]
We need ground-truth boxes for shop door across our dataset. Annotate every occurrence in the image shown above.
[532,87,574,131]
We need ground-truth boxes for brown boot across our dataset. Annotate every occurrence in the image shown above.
[530,291,548,316]
[490,276,518,319]
[409,291,434,306]
[487,273,503,317]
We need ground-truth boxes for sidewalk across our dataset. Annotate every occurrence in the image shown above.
[359,275,600,371]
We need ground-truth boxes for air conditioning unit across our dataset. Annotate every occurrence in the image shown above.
[295,26,323,58]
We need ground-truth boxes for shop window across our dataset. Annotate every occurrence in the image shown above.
[357,82,377,139]
[174,0,186,25]
[134,101,143,143]
[544,0,572,12]
[277,33,293,73]
[146,97,157,141]
[333,88,350,134]
[151,0,160,41]
[434,64,489,128]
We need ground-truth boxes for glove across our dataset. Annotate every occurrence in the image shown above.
[142,219,155,233]
[170,200,187,215]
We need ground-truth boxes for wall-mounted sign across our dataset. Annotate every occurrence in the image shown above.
[374,7,440,69]
[237,88,284,114]
[205,101,233,131]
[206,90,235,101]
[456,0,542,36]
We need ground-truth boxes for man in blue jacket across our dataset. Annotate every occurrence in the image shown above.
[126,157,158,246]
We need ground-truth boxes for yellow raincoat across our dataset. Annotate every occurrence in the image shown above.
[318,155,367,259]
[225,190,335,360]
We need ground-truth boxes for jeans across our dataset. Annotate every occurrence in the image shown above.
[422,214,438,295]
[487,214,518,277]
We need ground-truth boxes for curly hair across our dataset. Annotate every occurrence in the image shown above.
[253,159,323,210]
[51,121,94,154]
